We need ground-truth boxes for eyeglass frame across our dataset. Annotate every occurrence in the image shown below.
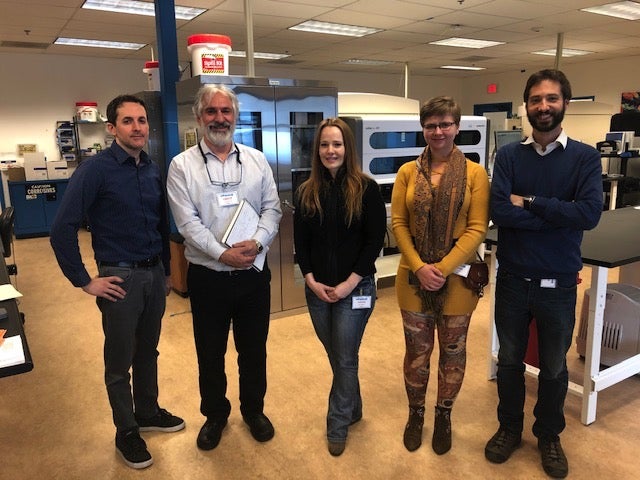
[422,121,458,132]
[198,142,243,188]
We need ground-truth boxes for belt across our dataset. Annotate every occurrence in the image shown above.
[98,255,160,269]
[212,268,255,276]
[190,264,262,275]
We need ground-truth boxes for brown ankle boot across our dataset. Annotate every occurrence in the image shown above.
[432,406,452,455]
[403,406,425,452]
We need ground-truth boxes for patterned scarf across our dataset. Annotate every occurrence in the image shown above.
[413,145,467,315]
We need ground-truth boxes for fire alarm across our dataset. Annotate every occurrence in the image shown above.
[487,83,498,94]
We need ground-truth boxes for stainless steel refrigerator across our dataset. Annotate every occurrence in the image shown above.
[175,75,337,313]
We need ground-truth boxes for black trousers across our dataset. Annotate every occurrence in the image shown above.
[187,263,271,421]
[97,262,165,433]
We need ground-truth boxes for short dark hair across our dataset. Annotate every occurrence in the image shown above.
[419,96,461,127]
[106,94,146,125]
[523,69,572,103]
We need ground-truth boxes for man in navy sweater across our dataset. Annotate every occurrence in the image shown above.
[484,70,602,479]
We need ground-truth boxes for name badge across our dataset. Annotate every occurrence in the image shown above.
[217,191,239,207]
[540,278,557,288]
[352,295,372,309]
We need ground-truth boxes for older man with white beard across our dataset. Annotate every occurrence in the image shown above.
[167,84,282,451]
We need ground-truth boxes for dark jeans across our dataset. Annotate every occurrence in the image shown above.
[494,269,577,438]
[97,262,165,433]
[188,263,271,422]
[305,275,376,442]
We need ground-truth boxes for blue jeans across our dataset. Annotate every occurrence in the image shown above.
[494,269,577,439]
[305,275,376,442]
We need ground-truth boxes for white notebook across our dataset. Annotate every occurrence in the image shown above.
[221,199,266,271]
[0,335,26,368]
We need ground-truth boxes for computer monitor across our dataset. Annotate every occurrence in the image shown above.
[605,131,635,152]
[495,129,524,152]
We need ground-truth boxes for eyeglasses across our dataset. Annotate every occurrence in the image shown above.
[423,122,456,132]
[206,160,243,188]
[198,142,243,188]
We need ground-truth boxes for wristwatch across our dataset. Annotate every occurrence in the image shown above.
[254,240,264,253]
[523,195,536,210]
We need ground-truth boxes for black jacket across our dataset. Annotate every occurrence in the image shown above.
[294,170,387,286]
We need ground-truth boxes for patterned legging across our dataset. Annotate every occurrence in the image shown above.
[401,309,472,408]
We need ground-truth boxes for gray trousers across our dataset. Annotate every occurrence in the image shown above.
[96,262,165,433]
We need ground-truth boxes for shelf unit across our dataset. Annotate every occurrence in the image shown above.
[74,118,111,162]
[55,121,77,162]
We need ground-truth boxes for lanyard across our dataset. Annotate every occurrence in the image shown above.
[198,142,242,188]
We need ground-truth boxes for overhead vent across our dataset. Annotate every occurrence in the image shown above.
[456,55,493,62]
[0,40,50,49]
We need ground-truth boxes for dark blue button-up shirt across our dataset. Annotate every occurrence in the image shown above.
[50,141,170,287]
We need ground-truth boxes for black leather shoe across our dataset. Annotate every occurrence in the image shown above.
[197,419,227,450]
[243,413,275,442]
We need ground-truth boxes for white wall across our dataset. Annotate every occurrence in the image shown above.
[0,53,148,162]
[458,55,640,147]
[2,51,640,162]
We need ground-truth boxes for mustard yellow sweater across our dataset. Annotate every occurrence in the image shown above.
[391,159,490,315]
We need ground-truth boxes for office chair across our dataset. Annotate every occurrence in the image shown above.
[0,206,17,276]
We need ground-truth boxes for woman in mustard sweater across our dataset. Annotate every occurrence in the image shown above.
[391,96,490,455]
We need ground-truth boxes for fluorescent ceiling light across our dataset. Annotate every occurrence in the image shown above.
[82,0,205,21]
[429,37,504,49]
[289,20,381,37]
[570,96,596,102]
[342,59,394,65]
[54,37,145,50]
[440,65,486,71]
[581,1,640,20]
[228,51,290,60]
[532,48,592,57]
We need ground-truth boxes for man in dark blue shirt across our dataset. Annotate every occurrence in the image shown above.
[50,94,184,470]
[485,70,602,479]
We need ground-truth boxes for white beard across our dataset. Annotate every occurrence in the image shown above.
[204,125,235,147]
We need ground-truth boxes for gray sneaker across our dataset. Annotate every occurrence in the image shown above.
[485,428,522,463]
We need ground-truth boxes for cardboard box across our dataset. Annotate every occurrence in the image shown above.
[6,166,26,182]
[23,152,48,181]
[46,160,71,179]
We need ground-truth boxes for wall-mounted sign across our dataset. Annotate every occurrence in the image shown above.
[17,144,37,157]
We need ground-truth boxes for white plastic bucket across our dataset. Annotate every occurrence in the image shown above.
[143,61,160,91]
[187,34,232,76]
[76,102,98,122]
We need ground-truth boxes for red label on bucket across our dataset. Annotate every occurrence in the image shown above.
[201,53,226,74]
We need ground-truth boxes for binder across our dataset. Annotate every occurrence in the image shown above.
[221,199,266,271]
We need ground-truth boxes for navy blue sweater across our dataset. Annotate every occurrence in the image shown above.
[490,138,602,282]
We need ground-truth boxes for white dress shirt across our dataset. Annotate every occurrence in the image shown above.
[523,129,568,156]
[167,139,282,271]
